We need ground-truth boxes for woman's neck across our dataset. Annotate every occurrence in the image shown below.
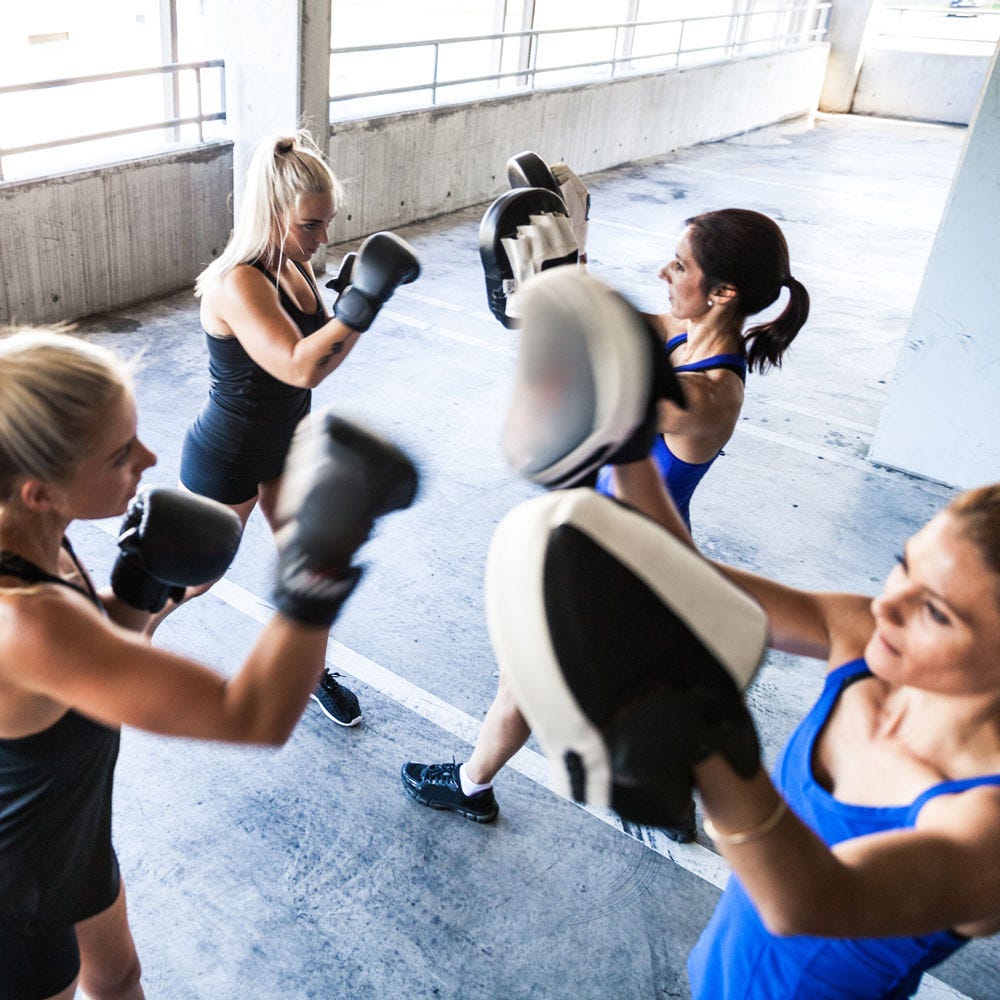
[881,683,1000,773]
[679,313,743,358]
[0,508,70,574]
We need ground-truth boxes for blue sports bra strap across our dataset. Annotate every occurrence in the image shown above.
[909,773,1000,821]
[664,333,687,355]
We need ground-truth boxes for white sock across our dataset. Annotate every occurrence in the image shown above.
[459,763,493,797]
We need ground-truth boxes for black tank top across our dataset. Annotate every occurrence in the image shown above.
[204,259,326,424]
[0,539,122,931]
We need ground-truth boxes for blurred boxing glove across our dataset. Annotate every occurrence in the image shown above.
[272,408,419,627]
[111,488,243,612]
[507,151,591,261]
[501,267,685,488]
[486,488,767,829]
[333,232,420,333]
[479,187,578,329]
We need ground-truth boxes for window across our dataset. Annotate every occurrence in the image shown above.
[0,1,224,182]
[328,0,829,121]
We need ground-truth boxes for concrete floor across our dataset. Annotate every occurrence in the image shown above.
[64,110,997,999]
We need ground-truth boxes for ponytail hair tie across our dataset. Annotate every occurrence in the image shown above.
[275,138,295,155]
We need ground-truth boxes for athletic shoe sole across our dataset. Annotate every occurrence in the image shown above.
[399,770,498,823]
[309,692,362,727]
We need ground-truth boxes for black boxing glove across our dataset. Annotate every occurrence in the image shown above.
[111,488,243,612]
[272,408,419,627]
[332,232,420,333]
[604,310,686,466]
[324,251,356,304]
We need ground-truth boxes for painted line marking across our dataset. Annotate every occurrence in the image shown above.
[754,397,876,435]
[382,308,517,357]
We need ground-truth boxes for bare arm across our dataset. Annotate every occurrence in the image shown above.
[4,588,328,747]
[210,266,362,389]
[657,369,744,444]
[96,585,157,632]
[694,755,1000,939]
[612,460,874,663]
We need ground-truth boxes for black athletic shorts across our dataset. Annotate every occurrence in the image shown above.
[0,923,79,1000]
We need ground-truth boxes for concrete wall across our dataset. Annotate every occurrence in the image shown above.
[326,45,830,242]
[852,48,991,124]
[0,142,233,326]
[1,46,826,324]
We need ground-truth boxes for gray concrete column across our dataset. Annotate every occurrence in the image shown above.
[205,0,330,205]
[299,0,333,145]
[869,42,1000,489]
[819,0,881,113]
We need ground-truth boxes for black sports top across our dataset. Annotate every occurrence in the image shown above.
[0,539,122,931]
[202,259,326,424]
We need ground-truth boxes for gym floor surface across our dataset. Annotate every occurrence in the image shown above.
[66,111,992,999]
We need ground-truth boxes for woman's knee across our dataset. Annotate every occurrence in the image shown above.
[80,952,142,1000]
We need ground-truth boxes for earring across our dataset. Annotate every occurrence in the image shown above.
[707,299,714,307]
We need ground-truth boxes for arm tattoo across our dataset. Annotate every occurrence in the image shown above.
[316,342,345,368]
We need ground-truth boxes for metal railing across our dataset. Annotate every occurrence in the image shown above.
[0,59,226,182]
[878,4,1000,52]
[329,3,831,120]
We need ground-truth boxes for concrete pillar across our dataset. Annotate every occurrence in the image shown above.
[204,0,331,264]
[819,0,881,113]
[299,0,333,146]
[205,0,330,203]
[869,42,1000,489]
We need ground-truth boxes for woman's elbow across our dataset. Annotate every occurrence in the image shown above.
[757,897,827,938]
[283,367,317,390]
[255,717,298,747]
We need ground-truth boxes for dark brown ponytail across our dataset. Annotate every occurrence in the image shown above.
[685,209,810,374]
[744,275,810,373]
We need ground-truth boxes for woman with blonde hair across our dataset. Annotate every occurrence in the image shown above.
[180,128,421,726]
[0,328,415,1000]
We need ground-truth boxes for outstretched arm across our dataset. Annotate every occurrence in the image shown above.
[3,414,418,748]
[611,459,874,663]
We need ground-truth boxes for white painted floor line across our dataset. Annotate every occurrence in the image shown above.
[404,290,469,312]
[382,308,517,357]
[738,423,879,474]
[755,397,876,436]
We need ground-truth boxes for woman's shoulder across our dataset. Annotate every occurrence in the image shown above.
[218,260,273,292]
[0,578,101,632]
[648,311,683,340]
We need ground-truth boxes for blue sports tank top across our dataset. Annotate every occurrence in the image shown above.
[688,659,998,999]
[596,334,747,529]
[204,259,326,425]
[0,540,122,931]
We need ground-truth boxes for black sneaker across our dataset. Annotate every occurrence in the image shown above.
[400,761,499,823]
[310,670,362,727]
